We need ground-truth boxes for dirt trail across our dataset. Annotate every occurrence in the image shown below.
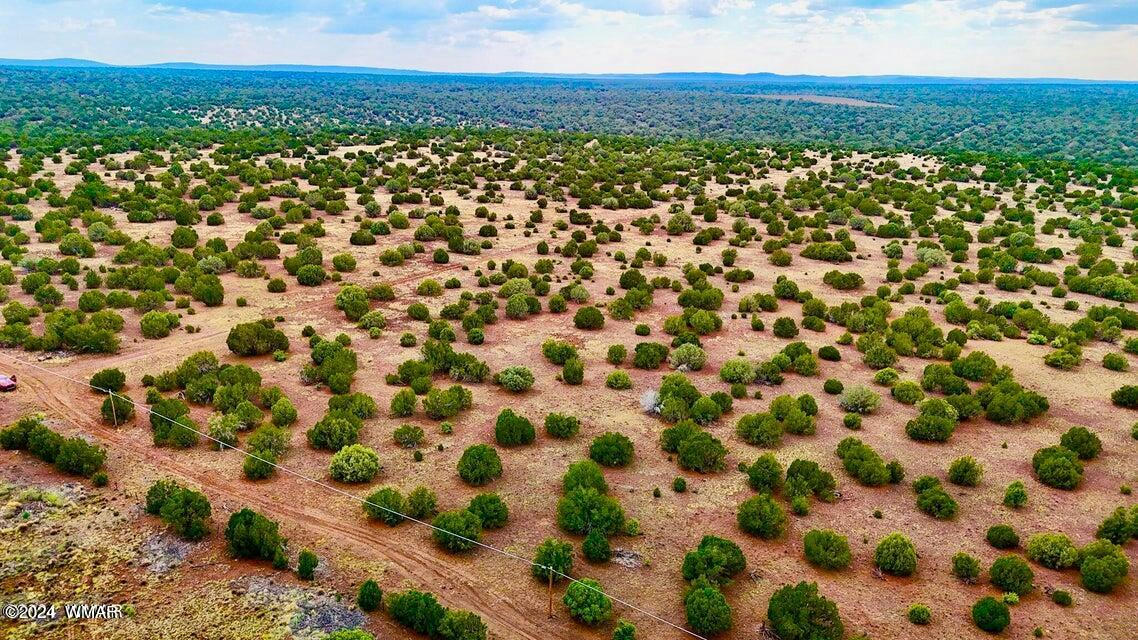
[4,362,587,640]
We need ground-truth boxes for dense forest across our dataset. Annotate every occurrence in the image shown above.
[1,66,1137,167]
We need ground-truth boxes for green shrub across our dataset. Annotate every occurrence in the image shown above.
[437,609,487,640]
[990,555,1034,595]
[746,453,783,493]
[1026,532,1079,570]
[766,582,843,640]
[838,385,880,414]
[387,590,446,636]
[1103,353,1129,371]
[432,509,483,552]
[468,493,509,529]
[737,494,787,539]
[907,604,931,625]
[226,320,289,356]
[573,307,605,330]
[1111,385,1138,408]
[225,508,283,561]
[494,408,535,446]
[357,579,382,612]
[1003,480,1028,508]
[563,578,612,625]
[803,529,851,570]
[891,381,924,405]
[916,485,958,519]
[532,538,574,583]
[836,437,892,487]
[986,524,1020,550]
[496,366,534,393]
[905,398,958,442]
[952,552,981,583]
[684,586,732,636]
[1031,446,1084,489]
[681,535,746,585]
[677,431,727,473]
[772,317,799,339]
[633,342,669,369]
[1095,506,1135,544]
[563,460,609,494]
[545,413,581,439]
[607,344,627,365]
[605,371,632,389]
[557,487,625,536]
[612,620,637,640]
[328,444,381,483]
[582,529,611,563]
[297,549,318,580]
[101,394,135,425]
[363,487,405,525]
[457,445,502,486]
[89,368,126,393]
[1079,539,1130,593]
[1059,426,1102,460]
[874,532,917,576]
[971,597,1010,633]
[948,456,983,486]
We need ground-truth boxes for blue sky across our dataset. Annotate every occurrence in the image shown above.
[1,0,1135,79]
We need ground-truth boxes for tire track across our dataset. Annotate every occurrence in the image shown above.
[6,363,584,640]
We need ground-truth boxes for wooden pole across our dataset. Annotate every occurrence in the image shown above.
[547,567,553,618]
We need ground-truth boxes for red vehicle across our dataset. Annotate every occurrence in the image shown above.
[0,374,16,392]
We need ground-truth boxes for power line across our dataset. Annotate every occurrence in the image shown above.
[3,353,709,640]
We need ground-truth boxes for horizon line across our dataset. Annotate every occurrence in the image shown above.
[1,56,1135,85]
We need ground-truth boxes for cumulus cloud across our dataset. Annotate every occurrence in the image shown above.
[0,0,1134,78]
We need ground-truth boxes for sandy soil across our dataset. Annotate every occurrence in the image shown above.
[0,142,1135,640]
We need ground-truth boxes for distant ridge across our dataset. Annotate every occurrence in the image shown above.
[0,57,1131,84]
[0,57,112,68]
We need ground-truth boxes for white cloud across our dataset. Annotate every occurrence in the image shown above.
[1,0,1135,79]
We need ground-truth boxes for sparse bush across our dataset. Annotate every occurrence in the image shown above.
[496,366,534,393]
[990,554,1034,595]
[563,579,612,626]
[952,552,981,583]
[767,582,843,640]
[1059,426,1102,460]
[685,586,732,636]
[357,580,382,612]
[1079,539,1129,593]
[590,432,634,467]
[328,444,381,483]
[874,532,917,576]
[737,494,787,539]
[432,509,483,552]
[948,456,983,486]
[986,524,1019,550]
[839,386,881,414]
[494,408,535,446]
[532,538,574,583]
[457,444,502,486]
[972,597,1010,633]
[1026,532,1079,570]
[803,529,851,570]
[545,413,580,439]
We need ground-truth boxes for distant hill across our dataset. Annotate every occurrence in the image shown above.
[0,57,112,68]
[0,57,1130,84]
